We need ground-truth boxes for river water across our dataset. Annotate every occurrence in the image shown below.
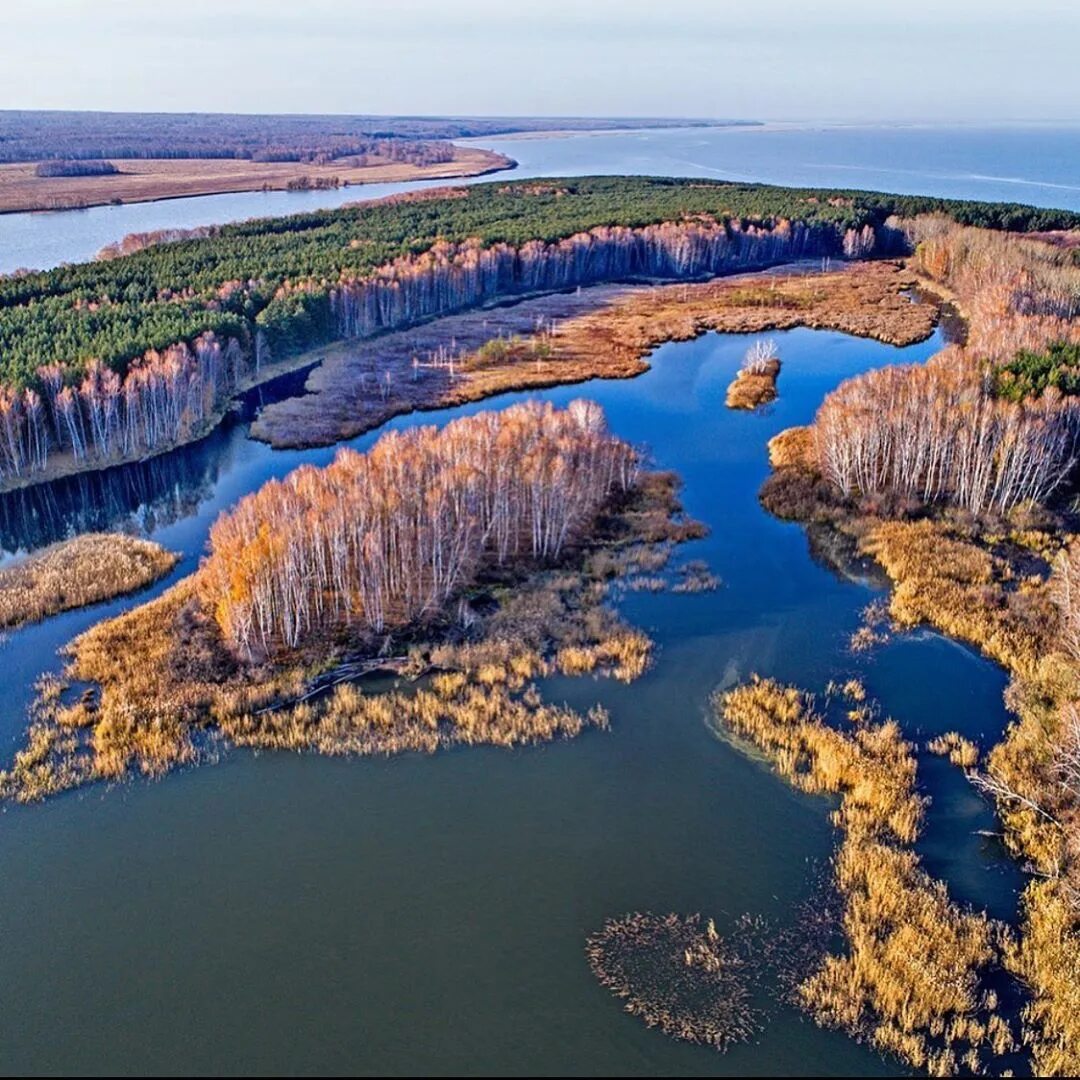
[0,124,1060,1073]
[2,123,1078,273]
[0,321,1024,1075]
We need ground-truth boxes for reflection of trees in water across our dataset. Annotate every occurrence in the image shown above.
[0,365,311,556]
[0,423,234,555]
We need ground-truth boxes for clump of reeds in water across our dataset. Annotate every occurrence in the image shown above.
[0,533,177,630]
[585,912,760,1051]
[712,676,1016,1076]
[726,338,781,410]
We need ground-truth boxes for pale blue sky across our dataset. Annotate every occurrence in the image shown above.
[3,0,1076,121]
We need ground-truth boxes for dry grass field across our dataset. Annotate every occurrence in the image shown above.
[0,146,511,213]
[0,533,178,629]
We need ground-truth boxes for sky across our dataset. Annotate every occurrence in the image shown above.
[3,0,1077,122]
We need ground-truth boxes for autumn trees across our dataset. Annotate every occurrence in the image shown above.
[198,400,639,660]
[812,350,1080,515]
[806,219,1080,517]
[0,331,249,483]
[1,180,1076,489]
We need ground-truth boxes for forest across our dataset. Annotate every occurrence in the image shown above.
[0,111,727,163]
[807,218,1080,515]
[0,176,1077,487]
[33,159,119,178]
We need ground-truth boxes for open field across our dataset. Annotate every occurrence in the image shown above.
[0,146,513,213]
[252,261,936,448]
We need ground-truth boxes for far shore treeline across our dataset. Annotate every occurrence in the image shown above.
[0,175,1077,486]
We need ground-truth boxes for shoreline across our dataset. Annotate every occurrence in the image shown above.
[251,260,936,450]
[0,260,935,499]
[0,146,515,216]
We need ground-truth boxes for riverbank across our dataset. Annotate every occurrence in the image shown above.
[252,261,936,449]
[0,146,514,214]
[0,260,933,498]
[759,424,1080,1074]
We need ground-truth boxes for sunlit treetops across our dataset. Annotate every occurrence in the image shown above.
[198,399,638,660]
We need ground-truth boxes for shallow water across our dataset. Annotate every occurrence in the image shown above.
[2,122,1078,273]
[0,324,1025,1075]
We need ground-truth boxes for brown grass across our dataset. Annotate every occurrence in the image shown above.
[927,732,980,770]
[0,469,706,803]
[0,146,511,214]
[767,425,814,469]
[0,533,177,630]
[252,262,936,449]
[759,437,1080,1073]
[714,677,1008,1075]
[585,912,760,1051]
[726,358,781,409]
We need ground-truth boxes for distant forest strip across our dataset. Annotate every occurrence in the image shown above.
[0,111,739,164]
[0,176,1077,489]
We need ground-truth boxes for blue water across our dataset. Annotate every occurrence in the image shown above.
[0,323,1023,1075]
[1,123,1078,273]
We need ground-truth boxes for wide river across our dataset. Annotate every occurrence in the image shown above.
[1,123,1079,273]
[0,126,1064,1074]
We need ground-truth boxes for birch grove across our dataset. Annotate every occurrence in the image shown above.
[813,349,1080,514]
[0,332,248,482]
[198,400,639,659]
[327,219,873,339]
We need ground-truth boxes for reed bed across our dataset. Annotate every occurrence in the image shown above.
[0,533,177,629]
[714,677,1010,1076]
[253,262,937,450]
[585,913,760,1051]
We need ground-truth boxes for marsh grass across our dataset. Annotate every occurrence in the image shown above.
[585,913,761,1051]
[726,340,781,410]
[0,469,707,803]
[928,732,981,770]
[714,677,1011,1076]
[253,262,937,450]
[0,533,178,630]
[760,450,1080,1072]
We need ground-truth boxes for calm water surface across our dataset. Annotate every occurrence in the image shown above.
[0,325,1024,1074]
[2,123,1078,273]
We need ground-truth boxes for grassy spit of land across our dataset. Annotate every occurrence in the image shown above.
[251,261,935,448]
[0,146,514,214]
[0,533,177,630]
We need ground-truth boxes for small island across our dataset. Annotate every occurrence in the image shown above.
[725,339,781,409]
[0,401,707,802]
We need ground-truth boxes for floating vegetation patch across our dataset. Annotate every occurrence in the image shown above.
[585,912,762,1051]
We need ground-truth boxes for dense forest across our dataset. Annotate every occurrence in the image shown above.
[0,111,731,164]
[0,176,1077,485]
[33,159,119,178]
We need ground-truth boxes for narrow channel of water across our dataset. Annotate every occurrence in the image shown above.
[0,323,1023,1075]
